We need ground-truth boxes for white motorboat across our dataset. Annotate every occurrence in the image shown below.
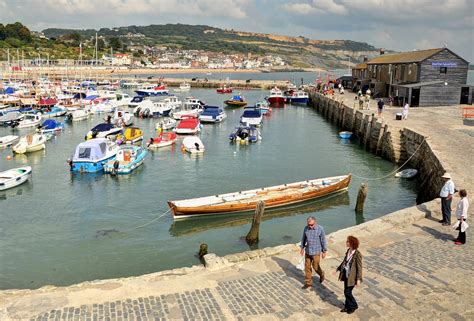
[11,113,42,129]
[240,107,263,126]
[66,109,90,122]
[155,118,177,130]
[86,123,123,140]
[175,82,191,92]
[130,96,155,117]
[90,100,116,114]
[182,136,205,154]
[113,109,134,127]
[0,135,19,148]
[0,166,32,190]
[12,134,46,154]
[199,106,227,123]
[0,110,23,126]
[172,97,205,120]
[69,138,119,172]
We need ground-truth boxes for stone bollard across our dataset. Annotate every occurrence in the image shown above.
[355,183,368,214]
[246,201,265,245]
[198,243,208,259]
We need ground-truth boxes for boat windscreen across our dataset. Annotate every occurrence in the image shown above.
[78,147,91,159]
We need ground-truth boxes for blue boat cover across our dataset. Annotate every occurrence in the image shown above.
[73,93,86,99]
[41,119,59,130]
[5,87,15,94]
[84,95,99,101]
[232,95,242,100]
[131,96,144,103]
[91,123,114,132]
[201,106,222,116]
[242,109,261,117]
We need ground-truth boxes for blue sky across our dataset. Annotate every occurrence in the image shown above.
[1,0,472,62]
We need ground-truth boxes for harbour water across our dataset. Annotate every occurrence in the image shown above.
[0,88,418,290]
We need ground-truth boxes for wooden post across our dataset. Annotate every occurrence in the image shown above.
[246,201,265,245]
[355,183,368,214]
[198,243,208,259]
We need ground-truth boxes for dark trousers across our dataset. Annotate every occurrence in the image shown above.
[457,220,466,244]
[441,197,452,224]
[344,279,358,311]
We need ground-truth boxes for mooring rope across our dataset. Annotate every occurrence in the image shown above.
[121,208,172,232]
[351,138,426,181]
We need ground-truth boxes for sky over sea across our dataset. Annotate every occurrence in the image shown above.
[0,0,472,62]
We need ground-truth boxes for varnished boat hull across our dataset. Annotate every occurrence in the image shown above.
[168,174,351,219]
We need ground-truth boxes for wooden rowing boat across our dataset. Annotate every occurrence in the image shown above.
[168,174,351,219]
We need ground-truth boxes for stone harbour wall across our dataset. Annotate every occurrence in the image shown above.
[308,92,447,203]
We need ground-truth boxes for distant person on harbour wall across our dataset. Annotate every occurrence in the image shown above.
[454,189,469,245]
[365,94,370,110]
[300,216,327,289]
[439,172,455,226]
[336,235,363,314]
[403,103,410,120]
[377,99,384,117]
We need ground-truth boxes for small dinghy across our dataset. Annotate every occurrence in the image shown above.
[155,117,177,130]
[116,127,143,145]
[147,131,177,149]
[0,135,19,148]
[12,133,46,154]
[229,125,261,143]
[224,94,247,107]
[395,169,418,178]
[339,131,353,139]
[37,119,64,134]
[104,145,147,175]
[182,136,205,154]
[0,166,32,190]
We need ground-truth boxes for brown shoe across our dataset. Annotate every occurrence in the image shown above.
[302,284,312,289]
[320,272,325,283]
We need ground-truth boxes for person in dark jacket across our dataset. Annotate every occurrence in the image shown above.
[336,235,363,314]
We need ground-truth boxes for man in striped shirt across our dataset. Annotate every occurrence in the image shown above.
[300,216,327,289]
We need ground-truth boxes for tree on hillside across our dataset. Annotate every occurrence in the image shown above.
[0,22,32,42]
[109,37,122,50]
[97,38,105,50]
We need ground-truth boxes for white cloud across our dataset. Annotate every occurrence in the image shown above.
[283,0,347,15]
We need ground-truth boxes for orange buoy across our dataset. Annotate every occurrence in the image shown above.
[6,155,12,160]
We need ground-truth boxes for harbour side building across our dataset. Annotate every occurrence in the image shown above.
[352,48,471,107]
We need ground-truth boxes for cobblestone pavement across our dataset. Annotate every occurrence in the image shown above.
[3,213,471,321]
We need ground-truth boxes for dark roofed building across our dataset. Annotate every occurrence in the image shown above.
[352,47,470,107]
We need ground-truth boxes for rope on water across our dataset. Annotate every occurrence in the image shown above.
[122,208,172,232]
[351,138,426,181]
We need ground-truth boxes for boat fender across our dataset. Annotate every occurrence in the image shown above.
[113,160,120,169]
[67,158,73,170]
[194,142,200,151]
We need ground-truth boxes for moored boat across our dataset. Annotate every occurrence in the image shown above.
[11,113,42,129]
[266,87,286,106]
[0,166,32,190]
[229,125,261,143]
[240,107,262,127]
[181,136,205,154]
[199,106,227,123]
[217,85,233,94]
[175,116,202,135]
[168,174,352,218]
[12,133,46,154]
[147,131,177,149]
[395,169,418,178]
[37,119,64,134]
[86,123,122,140]
[116,127,144,145]
[69,138,119,172]
[286,91,309,105]
[338,131,353,139]
[0,135,19,148]
[104,145,147,175]
[155,117,177,130]
[224,95,247,107]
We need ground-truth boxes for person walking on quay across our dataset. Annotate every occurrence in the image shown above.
[336,236,363,314]
[454,189,469,245]
[300,216,327,289]
[439,172,455,226]
[377,99,385,118]
[365,94,370,110]
[402,102,410,120]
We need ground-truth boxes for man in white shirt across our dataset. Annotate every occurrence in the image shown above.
[439,173,455,226]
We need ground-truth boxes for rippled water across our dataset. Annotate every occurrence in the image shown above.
[0,88,417,290]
